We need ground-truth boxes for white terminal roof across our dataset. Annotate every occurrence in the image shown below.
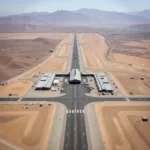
[35,73,55,89]
[44,73,50,77]
[70,69,81,82]
[101,77,109,83]
[41,77,47,81]
[98,73,105,77]
[95,74,113,92]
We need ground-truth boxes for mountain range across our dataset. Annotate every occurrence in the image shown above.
[0,9,150,27]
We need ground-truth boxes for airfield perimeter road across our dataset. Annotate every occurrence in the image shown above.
[0,34,150,150]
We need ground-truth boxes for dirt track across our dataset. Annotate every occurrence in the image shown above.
[95,102,150,150]
[0,102,56,150]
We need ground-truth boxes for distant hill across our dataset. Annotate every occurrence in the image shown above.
[0,9,150,27]
[128,24,150,30]
[0,10,97,26]
[136,9,150,19]
[128,9,150,19]
[76,8,149,26]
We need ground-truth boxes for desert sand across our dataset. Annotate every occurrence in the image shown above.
[95,102,150,150]
[0,102,56,150]
[113,53,150,68]
[0,80,32,96]
[0,33,72,96]
[53,34,73,57]
[0,33,70,81]
[24,58,67,78]
[110,72,150,96]
[0,33,68,40]
[78,33,150,96]
[77,33,116,69]
[23,34,73,78]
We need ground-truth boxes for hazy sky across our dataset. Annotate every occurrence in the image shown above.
[0,0,150,14]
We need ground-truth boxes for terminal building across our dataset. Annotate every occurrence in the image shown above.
[94,73,113,92]
[69,69,81,84]
[35,73,55,90]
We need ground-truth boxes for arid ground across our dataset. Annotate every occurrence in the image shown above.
[0,33,69,81]
[78,33,150,96]
[0,33,73,96]
[0,102,56,150]
[23,33,73,78]
[0,80,32,96]
[95,102,150,150]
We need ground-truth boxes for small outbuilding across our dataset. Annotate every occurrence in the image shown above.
[53,80,59,85]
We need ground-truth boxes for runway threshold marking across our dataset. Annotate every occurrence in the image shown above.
[67,109,84,114]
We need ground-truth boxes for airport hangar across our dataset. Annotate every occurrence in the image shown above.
[69,69,81,84]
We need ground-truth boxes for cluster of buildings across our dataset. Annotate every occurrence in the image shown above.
[94,73,113,93]
[35,73,55,90]
[34,70,113,94]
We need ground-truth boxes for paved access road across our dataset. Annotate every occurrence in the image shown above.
[0,34,150,150]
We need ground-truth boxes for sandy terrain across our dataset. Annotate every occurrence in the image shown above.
[78,33,150,96]
[95,102,150,150]
[0,33,72,96]
[0,33,69,81]
[0,80,32,96]
[110,72,150,96]
[24,58,67,78]
[0,102,56,150]
[113,53,150,68]
[77,33,117,69]
[107,36,150,59]
[53,34,73,57]
[123,40,150,59]
[22,34,72,78]
[0,33,68,40]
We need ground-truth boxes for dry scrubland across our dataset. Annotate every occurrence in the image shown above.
[78,33,150,96]
[0,33,69,81]
[0,102,56,150]
[95,102,150,150]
